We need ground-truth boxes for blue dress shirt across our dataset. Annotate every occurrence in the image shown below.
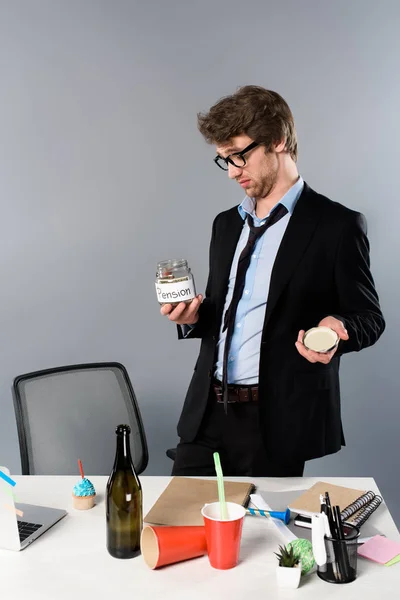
[214,177,304,384]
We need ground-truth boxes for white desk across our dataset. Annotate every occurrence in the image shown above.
[1,476,399,599]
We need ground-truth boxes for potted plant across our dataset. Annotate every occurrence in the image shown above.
[275,544,302,588]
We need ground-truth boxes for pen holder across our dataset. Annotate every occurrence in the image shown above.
[317,523,360,584]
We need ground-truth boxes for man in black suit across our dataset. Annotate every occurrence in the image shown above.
[161,86,385,477]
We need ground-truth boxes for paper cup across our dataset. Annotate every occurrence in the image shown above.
[201,502,246,570]
[141,525,207,569]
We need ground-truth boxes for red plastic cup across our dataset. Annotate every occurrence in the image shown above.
[201,501,246,569]
[141,525,207,569]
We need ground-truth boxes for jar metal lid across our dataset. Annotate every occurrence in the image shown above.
[157,259,188,269]
[303,327,339,353]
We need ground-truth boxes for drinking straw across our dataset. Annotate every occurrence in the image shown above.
[213,452,228,520]
[78,459,85,479]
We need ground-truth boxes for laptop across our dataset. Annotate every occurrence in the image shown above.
[0,466,67,551]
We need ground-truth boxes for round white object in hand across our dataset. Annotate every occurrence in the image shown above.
[302,326,339,353]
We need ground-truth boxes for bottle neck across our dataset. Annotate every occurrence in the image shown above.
[114,433,134,470]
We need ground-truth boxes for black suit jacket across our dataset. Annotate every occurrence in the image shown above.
[177,183,385,462]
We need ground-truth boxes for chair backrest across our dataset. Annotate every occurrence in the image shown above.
[13,362,148,475]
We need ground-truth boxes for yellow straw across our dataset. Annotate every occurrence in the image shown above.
[213,452,228,520]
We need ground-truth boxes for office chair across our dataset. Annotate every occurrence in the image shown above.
[166,447,176,461]
[13,362,148,475]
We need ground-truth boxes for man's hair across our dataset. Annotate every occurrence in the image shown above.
[197,85,298,161]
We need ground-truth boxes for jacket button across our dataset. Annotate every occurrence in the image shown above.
[212,335,216,341]
[208,370,212,377]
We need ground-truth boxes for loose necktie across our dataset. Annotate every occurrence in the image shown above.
[221,203,289,411]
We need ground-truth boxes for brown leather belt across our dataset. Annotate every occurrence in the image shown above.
[213,381,259,403]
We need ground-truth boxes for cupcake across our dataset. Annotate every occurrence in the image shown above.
[72,477,96,510]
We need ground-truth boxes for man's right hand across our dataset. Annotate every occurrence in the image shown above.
[160,294,203,325]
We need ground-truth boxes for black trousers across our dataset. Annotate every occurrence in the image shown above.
[172,387,305,477]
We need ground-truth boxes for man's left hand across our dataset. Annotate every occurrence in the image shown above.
[295,316,349,364]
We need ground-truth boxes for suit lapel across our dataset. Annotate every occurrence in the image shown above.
[263,183,323,331]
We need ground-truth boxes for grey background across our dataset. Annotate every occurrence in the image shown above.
[0,1,399,524]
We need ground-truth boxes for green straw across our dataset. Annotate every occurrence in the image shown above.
[213,452,228,520]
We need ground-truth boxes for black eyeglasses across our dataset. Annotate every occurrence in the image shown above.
[214,141,260,171]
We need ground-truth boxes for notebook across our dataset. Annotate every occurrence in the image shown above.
[291,485,383,530]
[341,490,383,527]
[144,477,255,526]
[288,481,366,517]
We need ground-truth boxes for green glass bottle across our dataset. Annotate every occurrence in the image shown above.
[106,424,142,558]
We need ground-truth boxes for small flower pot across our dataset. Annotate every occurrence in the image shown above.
[276,561,302,589]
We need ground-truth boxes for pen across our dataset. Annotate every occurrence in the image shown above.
[324,492,337,539]
[321,512,340,580]
[333,506,345,540]
[332,505,350,580]
[324,491,332,514]
[324,493,343,581]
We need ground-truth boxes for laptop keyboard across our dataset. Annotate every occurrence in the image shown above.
[17,521,42,542]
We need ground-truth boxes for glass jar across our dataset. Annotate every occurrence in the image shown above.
[155,259,196,305]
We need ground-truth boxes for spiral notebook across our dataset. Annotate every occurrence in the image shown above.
[289,482,366,517]
[341,490,383,527]
[289,481,383,529]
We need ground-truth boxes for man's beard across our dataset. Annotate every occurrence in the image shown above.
[252,169,278,200]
